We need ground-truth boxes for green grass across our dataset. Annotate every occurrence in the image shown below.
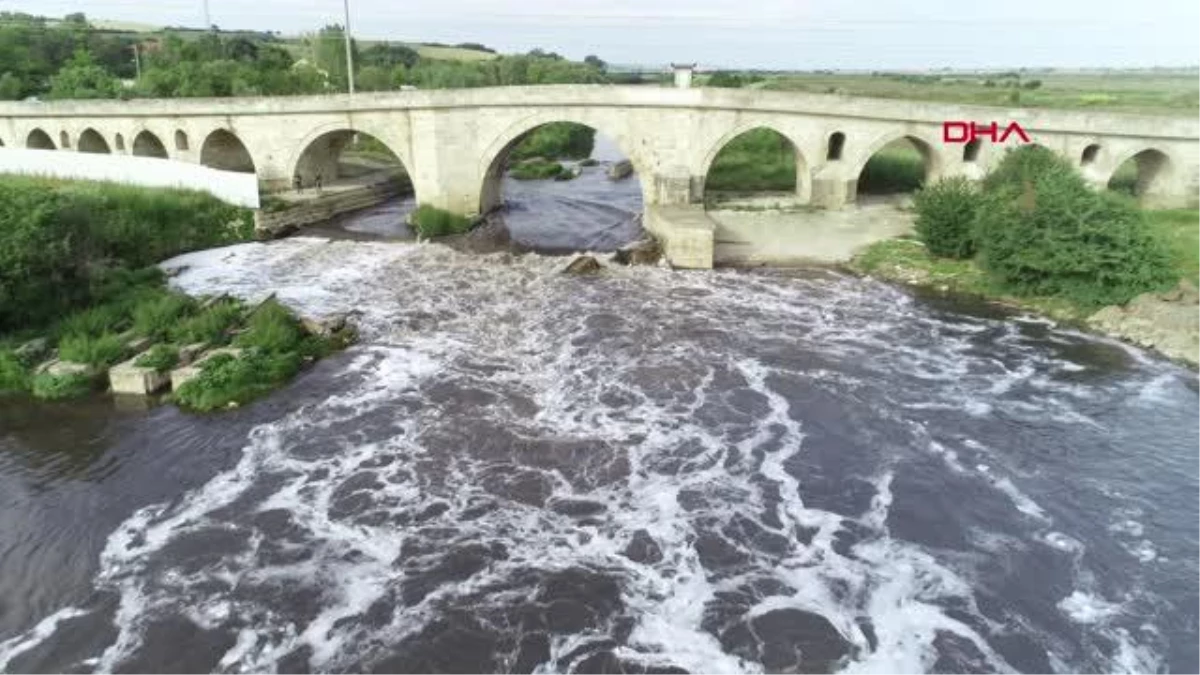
[1146,209,1200,282]
[410,204,473,238]
[31,371,95,400]
[134,344,180,372]
[234,300,307,353]
[858,143,925,195]
[706,128,796,193]
[756,70,1198,116]
[132,293,197,340]
[849,238,1085,319]
[57,333,127,368]
[170,300,243,345]
[510,158,567,180]
[0,349,30,393]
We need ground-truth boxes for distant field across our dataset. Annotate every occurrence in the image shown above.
[743,70,1198,116]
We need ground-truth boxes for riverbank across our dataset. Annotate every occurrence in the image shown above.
[0,176,355,408]
[845,208,1200,366]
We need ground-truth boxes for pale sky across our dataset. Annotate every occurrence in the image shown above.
[6,0,1199,69]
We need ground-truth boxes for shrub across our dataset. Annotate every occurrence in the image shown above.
[508,122,595,162]
[975,170,1176,307]
[31,371,94,400]
[171,300,243,345]
[982,144,1083,194]
[410,205,473,238]
[913,177,979,259]
[58,333,127,367]
[134,344,180,372]
[0,348,29,393]
[174,350,303,412]
[55,304,129,340]
[132,293,196,340]
[510,158,566,180]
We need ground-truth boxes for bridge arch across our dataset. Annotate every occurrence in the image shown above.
[289,125,413,194]
[851,130,944,202]
[199,129,256,174]
[478,112,649,214]
[1106,147,1174,203]
[132,130,169,159]
[700,124,809,205]
[26,129,55,150]
[77,128,111,154]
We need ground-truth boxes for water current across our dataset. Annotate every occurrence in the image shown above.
[0,143,1196,674]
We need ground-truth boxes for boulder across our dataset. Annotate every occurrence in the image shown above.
[614,237,663,266]
[607,159,633,181]
[109,355,171,395]
[562,255,604,275]
[14,338,49,363]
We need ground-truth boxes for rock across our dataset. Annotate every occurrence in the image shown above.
[36,359,93,377]
[579,158,599,167]
[301,314,348,338]
[125,336,153,354]
[614,237,663,266]
[178,342,208,365]
[562,255,604,275]
[607,159,633,181]
[170,347,243,390]
[109,355,171,395]
[622,530,663,564]
[1087,285,1199,366]
[14,338,48,362]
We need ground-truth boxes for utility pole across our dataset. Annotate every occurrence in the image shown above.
[203,0,211,30]
[131,43,141,80]
[342,0,355,95]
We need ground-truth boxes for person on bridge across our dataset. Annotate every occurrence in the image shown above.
[315,171,323,193]
[293,174,303,193]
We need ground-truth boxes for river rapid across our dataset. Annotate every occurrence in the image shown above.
[0,147,1196,674]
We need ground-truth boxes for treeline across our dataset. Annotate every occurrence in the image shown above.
[0,12,622,100]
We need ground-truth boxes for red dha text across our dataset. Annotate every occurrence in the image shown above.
[942,121,1032,144]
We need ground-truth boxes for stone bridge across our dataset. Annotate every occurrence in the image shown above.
[1,85,1196,266]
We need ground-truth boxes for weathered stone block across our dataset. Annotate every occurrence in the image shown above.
[109,356,171,395]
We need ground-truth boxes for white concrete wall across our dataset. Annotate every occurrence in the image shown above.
[0,147,260,208]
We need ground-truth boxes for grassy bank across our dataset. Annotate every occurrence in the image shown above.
[851,208,1199,322]
[0,177,351,407]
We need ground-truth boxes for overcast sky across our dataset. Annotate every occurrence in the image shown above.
[8,0,1199,69]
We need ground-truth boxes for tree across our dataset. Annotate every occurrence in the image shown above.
[360,43,419,69]
[0,72,22,99]
[47,49,120,100]
[357,65,391,91]
[584,54,606,72]
[310,24,358,90]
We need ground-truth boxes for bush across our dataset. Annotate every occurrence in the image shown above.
[0,348,30,393]
[134,344,180,372]
[173,350,303,412]
[975,170,1176,307]
[31,371,94,400]
[508,122,595,162]
[982,144,1082,194]
[57,332,127,367]
[410,205,473,238]
[0,177,253,332]
[913,177,979,258]
[170,299,243,345]
[510,158,566,180]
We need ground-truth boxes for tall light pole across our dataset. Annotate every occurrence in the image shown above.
[203,0,211,29]
[342,0,356,95]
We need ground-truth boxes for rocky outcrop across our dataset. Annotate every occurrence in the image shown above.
[1087,280,1199,365]
[561,255,604,275]
[614,236,663,266]
[607,159,633,181]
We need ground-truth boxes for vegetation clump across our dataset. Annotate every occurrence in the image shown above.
[706,128,796,193]
[912,176,979,258]
[509,123,596,162]
[134,344,180,372]
[510,158,567,181]
[410,205,473,238]
[892,144,1180,311]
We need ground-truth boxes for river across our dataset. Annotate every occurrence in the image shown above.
[0,141,1196,674]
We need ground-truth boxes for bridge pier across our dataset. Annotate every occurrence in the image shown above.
[810,165,855,209]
